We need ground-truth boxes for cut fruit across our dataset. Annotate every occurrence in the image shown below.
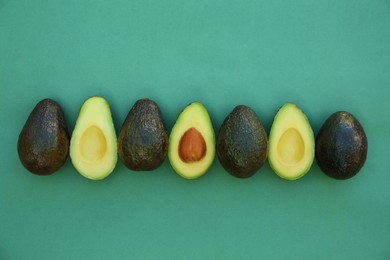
[70,96,117,180]
[268,103,314,180]
[168,102,215,179]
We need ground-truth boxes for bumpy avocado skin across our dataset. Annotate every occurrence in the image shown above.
[17,99,69,175]
[118,99,168,170]
[217,105,268,178]
[315,111,368,180]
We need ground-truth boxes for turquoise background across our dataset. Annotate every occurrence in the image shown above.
[1,0,389,259]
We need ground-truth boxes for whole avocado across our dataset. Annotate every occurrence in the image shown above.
[17,99,69,175]
[315,111,368,180]
[118,98,168,171]
[217,105,268,178]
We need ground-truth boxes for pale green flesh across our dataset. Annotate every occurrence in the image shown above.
[168,102,215,179]
[268,103,314,180]
[70,96,118,180]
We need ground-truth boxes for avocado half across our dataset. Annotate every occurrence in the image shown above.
[268,103,315,180]
[168,102,215,179]
[70,96,118,180]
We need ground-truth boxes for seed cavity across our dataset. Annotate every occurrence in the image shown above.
[79,125,107,163]
[277,128,304,165]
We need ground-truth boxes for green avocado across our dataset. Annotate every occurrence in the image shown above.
[168,102,215,179]
[315,111,368,180]
[17,99,69,175]
[268,103,315,180]
[70,96,118,180]
[217,105,268,178]
[118,98,168,171]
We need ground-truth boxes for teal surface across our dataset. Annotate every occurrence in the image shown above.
[1,1,389,259]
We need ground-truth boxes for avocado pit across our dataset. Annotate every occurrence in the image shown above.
[179,127,206,163]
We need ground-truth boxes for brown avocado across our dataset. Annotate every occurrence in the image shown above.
[315,111,368,180]
[217,105,268,178]
[17,99,69,175]
[118,98,168,171]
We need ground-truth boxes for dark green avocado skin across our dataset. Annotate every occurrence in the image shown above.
[17,99,69,175]
[217,105,268,178]
[118,99,168,171]
[315,111,368,180]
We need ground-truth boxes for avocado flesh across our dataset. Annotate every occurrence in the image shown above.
[17,99,69,175]
[268,103,314,180]
[217,105,268,178]
[70,96,117,180]
[118,98,168,171]
[315,111,367,180]
[168,102,215,179]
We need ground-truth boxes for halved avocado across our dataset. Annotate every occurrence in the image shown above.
[168,102,215,179]
[268,103,314,180]
[70,96,118,180]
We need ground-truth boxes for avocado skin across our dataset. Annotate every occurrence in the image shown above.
[217,105,268,178]
[315,111,368,180]
[118,99,168,171]
[17,99,69,175]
